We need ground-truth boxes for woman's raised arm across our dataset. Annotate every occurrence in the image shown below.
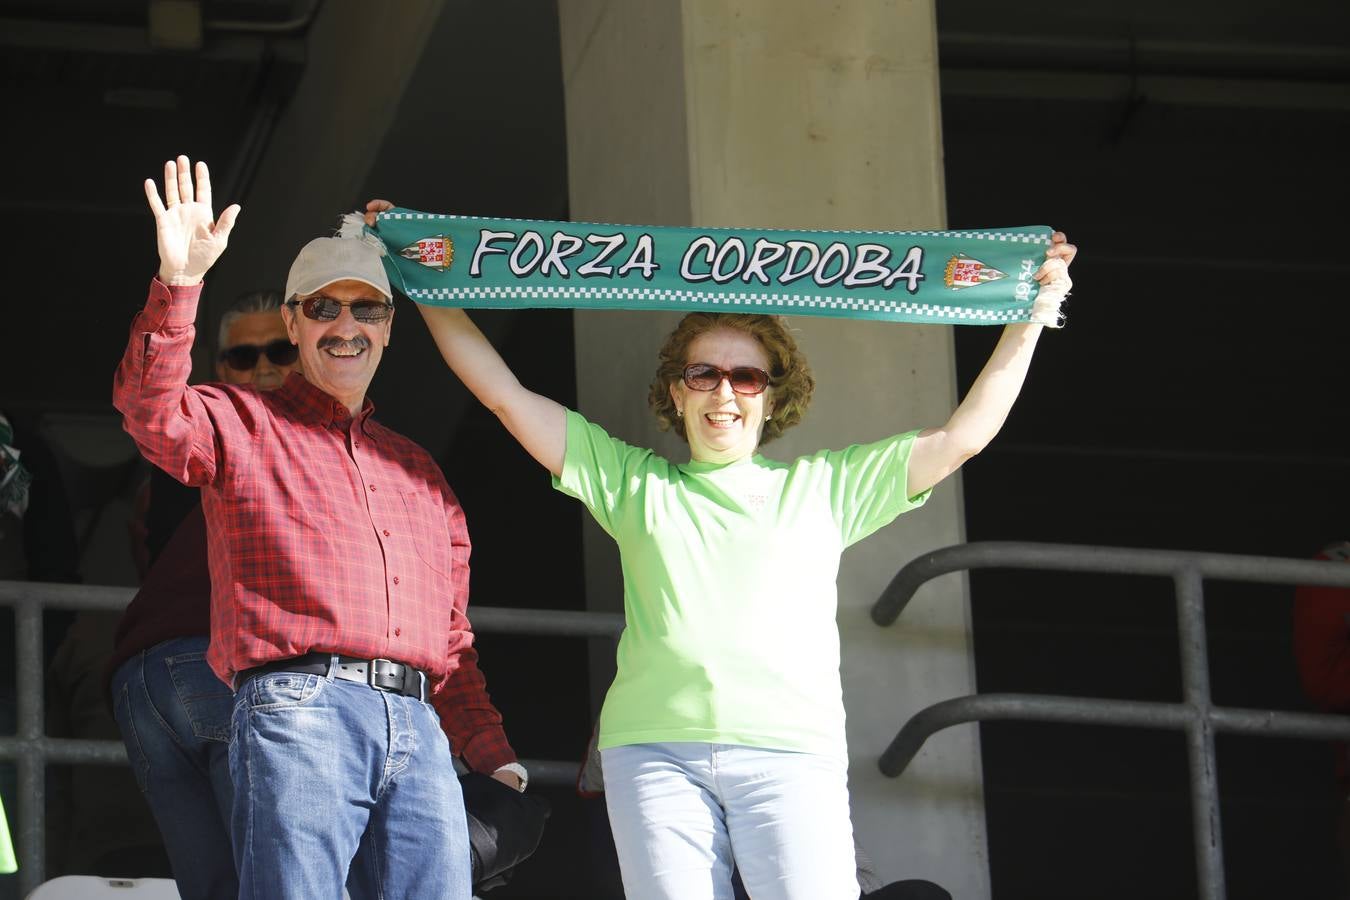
[366,199,567,475]
[905,232,1076,496]
[417,304,568,477]
[415,304,564,474]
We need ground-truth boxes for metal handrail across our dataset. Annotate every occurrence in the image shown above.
[871,541,1350,900]
[0,579,624,896]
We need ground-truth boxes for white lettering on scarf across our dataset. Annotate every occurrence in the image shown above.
[468,230,926,294]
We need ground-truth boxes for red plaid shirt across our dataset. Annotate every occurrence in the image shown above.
[113,278,515,772]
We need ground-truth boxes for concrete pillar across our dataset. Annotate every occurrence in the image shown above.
[559,2,989,895]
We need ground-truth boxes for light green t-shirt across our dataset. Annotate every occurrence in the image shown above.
[0,792,15,874]
[554,410,930,760]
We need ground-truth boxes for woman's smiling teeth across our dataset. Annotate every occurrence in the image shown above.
[705,411,739,428]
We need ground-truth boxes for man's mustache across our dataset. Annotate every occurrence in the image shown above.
[316,335,371,353]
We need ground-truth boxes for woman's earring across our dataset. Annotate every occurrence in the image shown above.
[676,409,683,418]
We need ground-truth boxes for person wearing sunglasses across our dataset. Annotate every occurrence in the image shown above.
[111,289,545,900]
[367,198,1075,900]
[213,291,301,390]
[108,289,296,900]
[115,158,525,900]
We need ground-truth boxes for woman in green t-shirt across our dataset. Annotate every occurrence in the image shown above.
[396,196,1074,898]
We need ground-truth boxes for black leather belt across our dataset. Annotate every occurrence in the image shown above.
[237,652,428,701]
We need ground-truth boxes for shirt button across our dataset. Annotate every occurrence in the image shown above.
[354,442,360,449]
[392,576,400,585]
[383,529,390,537]
[369,484,377,492]
[394,627,402,637]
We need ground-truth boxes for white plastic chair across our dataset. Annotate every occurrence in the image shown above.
[26,876,182,898]
[26,875,359,898]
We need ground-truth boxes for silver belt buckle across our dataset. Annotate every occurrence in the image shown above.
[368,657,396,688]
[366,657,424,700]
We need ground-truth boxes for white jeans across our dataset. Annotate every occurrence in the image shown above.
[601,742,860,900]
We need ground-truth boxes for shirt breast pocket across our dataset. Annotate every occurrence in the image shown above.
[401,490,454,577]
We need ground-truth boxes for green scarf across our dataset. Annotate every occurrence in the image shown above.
[362,210,1062,327]
[0,413,31,520]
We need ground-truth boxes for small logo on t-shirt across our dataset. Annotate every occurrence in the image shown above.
[745,493,768,512]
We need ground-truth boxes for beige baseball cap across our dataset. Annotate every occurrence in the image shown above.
[285,236,392,301]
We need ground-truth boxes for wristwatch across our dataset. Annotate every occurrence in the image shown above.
[495,761,529,791]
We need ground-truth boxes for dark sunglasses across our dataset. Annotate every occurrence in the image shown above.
[219,339,299,371]
[287,295,393,324]
[682,363,771,396]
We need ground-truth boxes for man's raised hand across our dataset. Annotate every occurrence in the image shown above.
[145,156,241,286]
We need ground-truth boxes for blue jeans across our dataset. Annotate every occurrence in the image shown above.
[601,742,860,900]
[230,664,472,900]
[111,636,236,900]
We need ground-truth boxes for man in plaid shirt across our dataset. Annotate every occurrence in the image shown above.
[114,156,523,900]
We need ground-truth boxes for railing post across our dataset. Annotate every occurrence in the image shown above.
[871,542,1350,900]
[1174,565,1224,900]
[14,596,45,897]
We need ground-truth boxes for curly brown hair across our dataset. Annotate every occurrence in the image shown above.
[648,313,815,445]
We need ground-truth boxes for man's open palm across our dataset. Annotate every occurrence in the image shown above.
[145,155,240,286]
